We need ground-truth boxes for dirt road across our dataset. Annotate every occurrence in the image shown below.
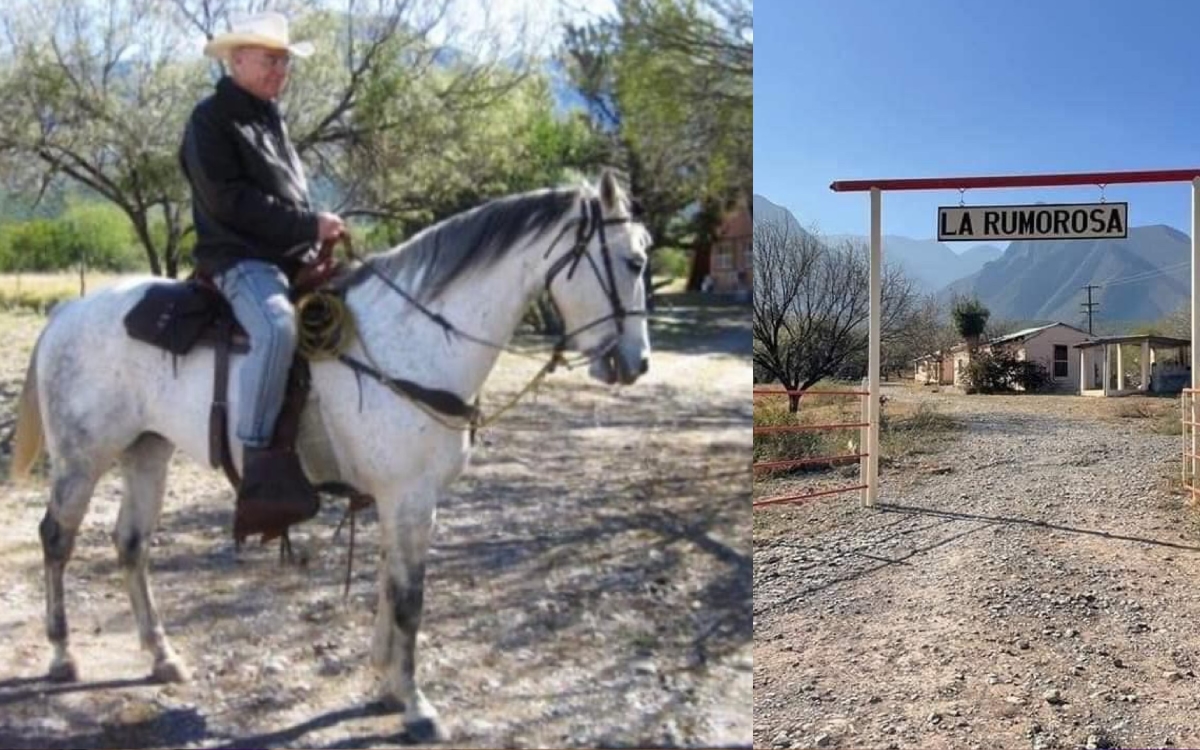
[0,304,751,749]
[755,386,1200,750]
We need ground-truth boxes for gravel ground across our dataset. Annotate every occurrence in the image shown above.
[0,304,752,749]
[755,385,1200,750]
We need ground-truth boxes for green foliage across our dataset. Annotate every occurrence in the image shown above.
[652,246,689,279]
[0,219,69,271]
[561,0,752,287]
[960,350,1051,394]
[0,201,143,272]
[60,202,143,271]
[952,295,990,342]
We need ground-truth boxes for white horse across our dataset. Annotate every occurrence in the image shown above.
[8,170,652,742]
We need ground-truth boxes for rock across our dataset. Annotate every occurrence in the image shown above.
[262,657,288,676]
[1085,735,1099,750]
[814,735,831,747]
[633,658,658,676]
[928,712,942,724]
[1163,670,1182,681]
[1043,689,1065,705]
[771,731,790,748]
[1113,657,1124,668]
[1019,640,1031,650]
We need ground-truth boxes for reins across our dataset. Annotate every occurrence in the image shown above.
[290,194,646,596]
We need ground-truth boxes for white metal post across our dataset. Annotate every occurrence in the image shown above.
[1193,177,1199,383]
[1192,178,1200,500]
[867,188,882,507]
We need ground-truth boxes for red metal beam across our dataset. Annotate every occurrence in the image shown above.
[753,453,866,472]
[830,168,1200,193]
[753,484,869,508]
[754,423,869,434]
[753,389,869,397]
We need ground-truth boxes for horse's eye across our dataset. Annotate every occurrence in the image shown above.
[626,257,646,273]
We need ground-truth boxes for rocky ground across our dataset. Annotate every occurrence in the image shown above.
[755,384,1200,750]
[0,303,752,749]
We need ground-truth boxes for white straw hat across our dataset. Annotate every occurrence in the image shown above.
[203,11,314,60]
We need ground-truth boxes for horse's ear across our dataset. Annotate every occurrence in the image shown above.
[599,169,621,211]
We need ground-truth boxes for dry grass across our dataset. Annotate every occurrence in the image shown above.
[0,272,128,312]
[753,382,964,508]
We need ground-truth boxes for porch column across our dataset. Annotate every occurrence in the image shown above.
[1103,344,1111,396]
[1116,345,1125,391]
[1141,340,1151,391]
[1080,348,1088,392]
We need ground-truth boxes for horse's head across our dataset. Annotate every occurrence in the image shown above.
[546,170,652,385]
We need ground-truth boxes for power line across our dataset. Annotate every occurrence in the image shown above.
[1084,283,1099,333]
[1099,259,1190,289]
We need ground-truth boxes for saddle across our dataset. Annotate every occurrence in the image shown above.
[121,242,372,539]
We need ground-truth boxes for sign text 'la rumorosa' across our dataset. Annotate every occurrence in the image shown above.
[937,202,1128,242]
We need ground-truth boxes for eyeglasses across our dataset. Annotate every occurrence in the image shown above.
[248,52,292,70]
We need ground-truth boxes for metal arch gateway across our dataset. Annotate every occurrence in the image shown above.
[829,168,1200,507]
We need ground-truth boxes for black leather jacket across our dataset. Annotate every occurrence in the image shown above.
[179,76,318,280]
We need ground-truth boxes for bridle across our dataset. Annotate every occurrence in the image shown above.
[541,195,648,354]
[318,190,649,431]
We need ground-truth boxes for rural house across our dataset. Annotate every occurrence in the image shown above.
[709,202,751,296]
[917,322,1091,391]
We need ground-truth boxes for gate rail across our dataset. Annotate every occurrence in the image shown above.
[753,379,873,508]
[1183,389,1200,504]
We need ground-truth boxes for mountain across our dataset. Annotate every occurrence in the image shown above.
[751,194,1000,291]
[753,193,809,240]
[942,224,1190,325]
[818,234,1001,292]
[959,244,1003,267]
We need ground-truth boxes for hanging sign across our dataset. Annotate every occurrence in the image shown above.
[937,202,1128,242]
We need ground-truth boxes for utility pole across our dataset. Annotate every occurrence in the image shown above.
[1081,284,1101,335]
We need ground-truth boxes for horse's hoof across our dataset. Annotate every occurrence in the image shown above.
[47,658,78,683]
[152,657,191,684]
[404,716,447,744]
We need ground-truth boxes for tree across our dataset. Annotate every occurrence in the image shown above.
[0,0,568,277]
[752,217,921,411]
[951,295,990,353]
[0,0,207,276]
[883,294,943,380]
[560,0,751,291]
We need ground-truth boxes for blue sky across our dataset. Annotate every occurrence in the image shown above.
[755,0,1200,250]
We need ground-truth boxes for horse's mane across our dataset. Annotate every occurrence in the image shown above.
[347,186,586,301]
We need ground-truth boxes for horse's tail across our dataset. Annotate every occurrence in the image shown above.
[10,331,45,483]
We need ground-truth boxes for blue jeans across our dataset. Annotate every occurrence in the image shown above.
[213,260,297,448]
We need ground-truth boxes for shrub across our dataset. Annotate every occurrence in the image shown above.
[960,350,1051,394]
[652,247,689,280]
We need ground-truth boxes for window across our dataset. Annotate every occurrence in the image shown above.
[713,247,734,270]
[1053,345,1069,378]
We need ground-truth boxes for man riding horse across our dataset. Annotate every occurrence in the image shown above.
[178,11,341,540]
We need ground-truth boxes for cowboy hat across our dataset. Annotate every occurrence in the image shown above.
[203,11,314,60]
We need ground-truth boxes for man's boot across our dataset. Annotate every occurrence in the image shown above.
[234,445,320,543]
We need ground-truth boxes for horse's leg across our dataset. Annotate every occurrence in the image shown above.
[40,464,102,682]
[114,433,189,683]
[371,489,445,742]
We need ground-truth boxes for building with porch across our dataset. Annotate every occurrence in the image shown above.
[1075,335,1191,396]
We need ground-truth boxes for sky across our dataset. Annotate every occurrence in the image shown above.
[431,0,615,57]
[755,0,1200,251]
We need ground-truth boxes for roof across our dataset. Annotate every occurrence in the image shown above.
[1074,334,1191,350]
[939,321,1089,355]
[988,322,1089,346]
